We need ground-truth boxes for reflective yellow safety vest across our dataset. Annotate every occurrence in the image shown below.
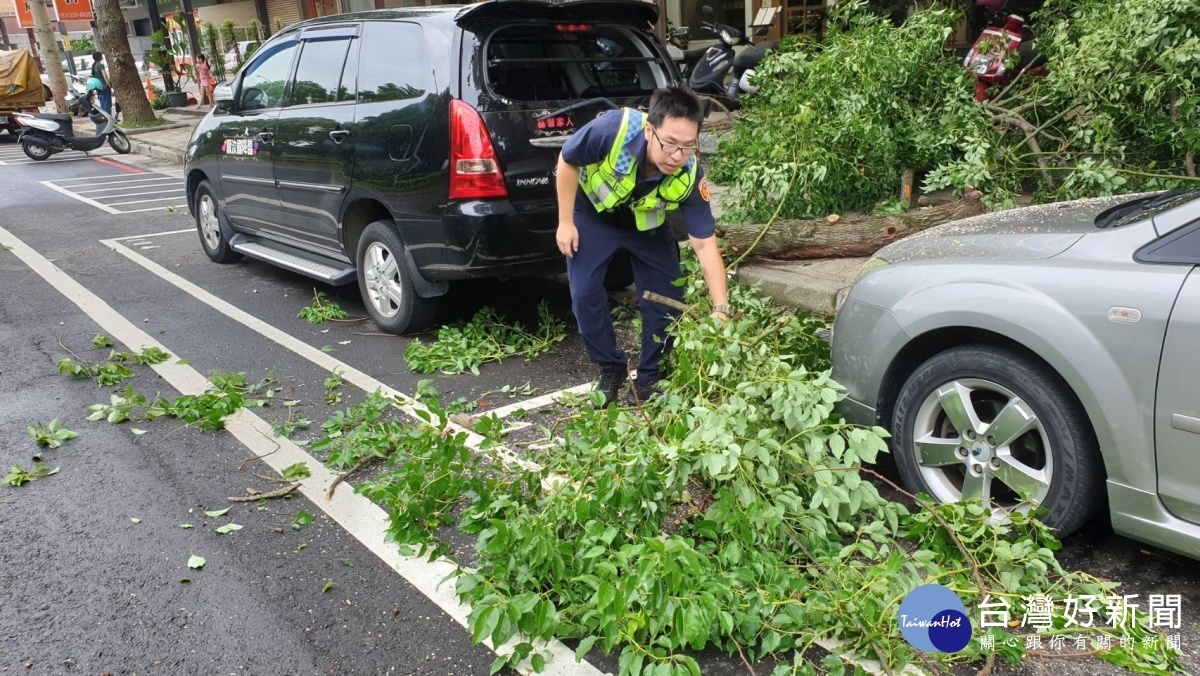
[578,108,699,231]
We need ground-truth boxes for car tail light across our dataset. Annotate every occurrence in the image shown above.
[449,99,507,200]
[555,23,592,32]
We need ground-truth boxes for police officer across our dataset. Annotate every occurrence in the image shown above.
[556,86,731,405]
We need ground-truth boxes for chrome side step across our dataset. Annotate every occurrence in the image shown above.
[230,236,357,286]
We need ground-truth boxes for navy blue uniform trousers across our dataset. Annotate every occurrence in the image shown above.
[566,208,684,388]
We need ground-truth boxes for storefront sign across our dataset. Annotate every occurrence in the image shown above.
[53,0,92,22]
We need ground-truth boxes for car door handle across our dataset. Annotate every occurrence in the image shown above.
[329,129,350,143]
[256,131,274,143]
[1172,414,1200,435]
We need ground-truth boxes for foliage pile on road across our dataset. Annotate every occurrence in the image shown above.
[712,0,1199,222]
[405,302,567,375]
[325,261,1184,675]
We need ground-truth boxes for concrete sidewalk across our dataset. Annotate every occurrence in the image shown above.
[124,110,863,315]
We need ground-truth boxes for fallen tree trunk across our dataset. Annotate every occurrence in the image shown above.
[718,189,986,260]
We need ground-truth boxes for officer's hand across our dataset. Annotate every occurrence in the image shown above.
[557,221,579,258]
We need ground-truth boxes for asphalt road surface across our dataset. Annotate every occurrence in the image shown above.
[0,146,1197,676]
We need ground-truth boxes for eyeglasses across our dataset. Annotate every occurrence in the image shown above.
[650,127,700,158]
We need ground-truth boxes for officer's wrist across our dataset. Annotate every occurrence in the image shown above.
[713,304,733,316]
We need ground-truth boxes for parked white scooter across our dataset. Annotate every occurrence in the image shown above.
[13,90,131,161]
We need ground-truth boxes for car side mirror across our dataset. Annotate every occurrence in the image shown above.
[214,83,235,114]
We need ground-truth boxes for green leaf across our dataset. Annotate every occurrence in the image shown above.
[93,334,115,348]
[322,580,335,593]
[473,606,500,645]
[530,653,545,671]
[187,554,206,569]
[130,517,141,524]
[215,523,242,534]
[338,558,353,567]
[338,340,351,345]
[204,507,230,518]
[281,462,311,480]
[131,428,147,436]
[293,510,315,530]
[575,636,599,662]
[180,524,194,529]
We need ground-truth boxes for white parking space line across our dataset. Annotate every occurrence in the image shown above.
[43,171,188,214]
[41,180,120,214]
[0,224,603,676]
[101,229,593,420]
[56,175,171,187]
[106,195,188,206]
[76,180,180,194]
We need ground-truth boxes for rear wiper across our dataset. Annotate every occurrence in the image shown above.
[1096,188,1200,229]
[537,97,618,121]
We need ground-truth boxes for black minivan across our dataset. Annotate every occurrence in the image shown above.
[184,0,681,334]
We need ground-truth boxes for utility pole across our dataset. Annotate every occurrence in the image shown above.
[29,0,68,112]
[0,17,11,48]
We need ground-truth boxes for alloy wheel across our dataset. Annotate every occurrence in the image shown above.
[198,194,221,252]
[363,242,404,319]
[910,378,1053,519]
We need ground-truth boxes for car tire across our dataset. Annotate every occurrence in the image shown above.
[891,344,1103,536]
[194,181,241,264]
[356,220,438,335]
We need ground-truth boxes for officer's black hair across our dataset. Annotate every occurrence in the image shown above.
[647,86,705,130]
[92,51,103,62]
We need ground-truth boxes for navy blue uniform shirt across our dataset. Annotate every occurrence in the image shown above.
[561,109,716,239]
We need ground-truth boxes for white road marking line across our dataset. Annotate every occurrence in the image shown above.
[104,229,590,423]
[76,180,180,194]
[100,235,541,473]
[94,188,185,200]
[108,228,194,241]
[486,383,593,419]
[138,245,160,250]
[106,195,189,206]
[54,175,173,187]
[0,224,603,676]
[40,180,120,214]
[114,205,189,214]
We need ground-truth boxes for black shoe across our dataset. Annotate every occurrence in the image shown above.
[594,363,628,406]
[625,379,662,406]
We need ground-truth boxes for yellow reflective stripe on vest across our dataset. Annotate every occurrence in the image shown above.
[578,108,699,231]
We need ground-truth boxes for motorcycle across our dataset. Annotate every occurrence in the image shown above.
[13,92,131,161]
[962,0,1044,102]
[664,26,708,81]
[687,5,776,111]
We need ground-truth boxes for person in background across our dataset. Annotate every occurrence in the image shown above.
[196,54,215,107]
[90,51,112,118]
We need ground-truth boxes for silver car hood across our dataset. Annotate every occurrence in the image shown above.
[875,194,1152,264]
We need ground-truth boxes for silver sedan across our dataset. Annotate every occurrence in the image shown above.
[831,189,1200,557]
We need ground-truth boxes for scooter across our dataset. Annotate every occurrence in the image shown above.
[13,92,131,161]
[688,5,776,111]
[664,26,708,81]
[962,0,1043,102]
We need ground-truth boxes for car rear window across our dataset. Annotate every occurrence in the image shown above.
[483,23,670,103]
